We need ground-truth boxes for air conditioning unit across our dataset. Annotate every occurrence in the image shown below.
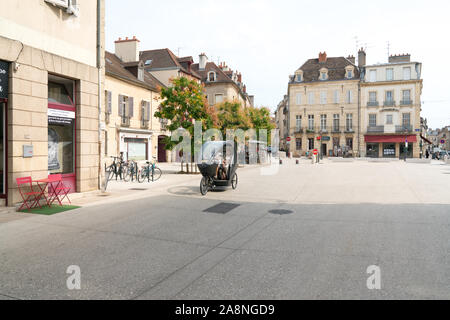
[44,0,69,9]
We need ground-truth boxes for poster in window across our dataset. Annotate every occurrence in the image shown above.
[48,117,74,174]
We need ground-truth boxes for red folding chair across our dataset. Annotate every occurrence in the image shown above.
[48,174,71,206]
[17,177,43,211]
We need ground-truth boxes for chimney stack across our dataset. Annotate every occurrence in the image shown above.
[318,52,327,63]
[237,72,242,83]
[389,53,411,63]
[347,55,355,64]
[115,36,140,63]
[358,48,366,67]
[199,53,208,70]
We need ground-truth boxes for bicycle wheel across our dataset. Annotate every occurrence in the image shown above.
[231,173,238,190]
[123,167,131,182]
[151,167,162,182]
[137,168,147,183]
[106,166,115,181]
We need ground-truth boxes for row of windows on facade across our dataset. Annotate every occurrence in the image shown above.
[368,90,412,105]
[368,113,411,127]
[295,90,355,105]
[295,69,354,82]
[368,67,413,82]
[294,112,412,131]
[295,138,354,151]
[294,114,355,132]
[104,91,152,122]
[295,89,413,106]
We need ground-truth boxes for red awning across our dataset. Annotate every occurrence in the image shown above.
[365,135,417,143]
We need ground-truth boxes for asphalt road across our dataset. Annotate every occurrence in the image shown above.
[1,160,449,300]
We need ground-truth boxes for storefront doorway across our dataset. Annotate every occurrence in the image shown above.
[0,100,6,200]
[158,135,168,162]
[47,75,76,193]
[400,143,413,159]
[366,143,379,158]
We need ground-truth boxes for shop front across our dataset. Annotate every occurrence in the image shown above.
[365,135,417,159]
[0,60,8,202]
[47,76,77,193]
[119,129,152,162]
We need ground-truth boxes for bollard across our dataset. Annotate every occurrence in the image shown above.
[280,159,283,165]
[296,159,299,165]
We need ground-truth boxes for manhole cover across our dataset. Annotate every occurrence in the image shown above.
[204,203,241,214]
[129,188,148,191]
[269,209,293,215]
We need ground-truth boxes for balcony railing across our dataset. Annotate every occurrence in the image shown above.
[141,119,149,129]
[395,125,413,133]
[332,127,341,133]
[367,101,379,107]
[367,125,385,133]
[384,100,396,107]
[121,116,130,127]
[294,128,303,134]
[400,100,412,106]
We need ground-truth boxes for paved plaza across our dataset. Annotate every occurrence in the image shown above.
[0,160,449,300]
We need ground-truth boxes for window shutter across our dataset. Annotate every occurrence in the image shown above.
[118,95,124,116]
[128,97,134,117]
[146,102,151,121]
[107,91,112,114]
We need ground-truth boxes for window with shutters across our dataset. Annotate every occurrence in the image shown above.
[141,100,150,128]
[105,90,112,124]
[119,95,133,127]
[296,93,302,105]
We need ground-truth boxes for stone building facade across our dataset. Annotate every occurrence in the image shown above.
[105,40,171,164]
[191,54,254,107]
[286,52,360,158]
[360,54,423,158]
[0,0,105,206]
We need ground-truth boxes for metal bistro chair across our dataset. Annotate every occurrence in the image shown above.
[48,174,71,206]
[16,177,43,211]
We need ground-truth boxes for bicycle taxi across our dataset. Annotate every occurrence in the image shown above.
[197,141,238,196]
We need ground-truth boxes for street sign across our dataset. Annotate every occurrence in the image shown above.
[286,137,291,142]
[316,136,321,141]
[313,149,318,155]
[441,140,446,144]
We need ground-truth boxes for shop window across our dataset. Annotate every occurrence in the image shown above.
[296,138,302,151]
[48,75,75,179]
[346,138,353,149]
[308,138,314,150]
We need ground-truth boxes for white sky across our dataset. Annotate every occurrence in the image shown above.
[106,0,450,129]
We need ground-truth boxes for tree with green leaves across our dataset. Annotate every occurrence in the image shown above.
[216,101,252,135]
[154,77,217,173]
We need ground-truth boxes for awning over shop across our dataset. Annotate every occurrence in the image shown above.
[365,135,417,143]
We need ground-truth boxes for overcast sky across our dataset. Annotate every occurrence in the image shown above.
[106,0,450,129]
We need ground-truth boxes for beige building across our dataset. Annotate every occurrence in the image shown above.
[139,48,202,87]
[0,0,105,206]
[191,54,254,107]
[361,53,423,158]
[274,95,288,151]
[287,52,360,157]
[105,38,171,164]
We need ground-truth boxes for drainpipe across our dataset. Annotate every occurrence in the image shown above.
[97,0,103,192]
[357,81,361,157]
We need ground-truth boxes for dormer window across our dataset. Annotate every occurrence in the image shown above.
[345,66,355,79]
[208,72,216,82]
[294,70,303,82]
[319,68,328,81]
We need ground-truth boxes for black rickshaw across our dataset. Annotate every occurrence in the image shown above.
[197,141,238,196]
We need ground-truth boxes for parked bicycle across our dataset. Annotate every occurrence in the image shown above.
[106,156,126,182]
[123,160,138,182]
[138,158,162,183]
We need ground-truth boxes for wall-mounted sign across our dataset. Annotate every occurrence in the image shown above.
[48,109,75,119]
[321,136,331,141]
[23,145,34,158]
[0,60,9,99]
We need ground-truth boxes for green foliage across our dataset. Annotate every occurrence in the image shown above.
[154,77,217,150]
